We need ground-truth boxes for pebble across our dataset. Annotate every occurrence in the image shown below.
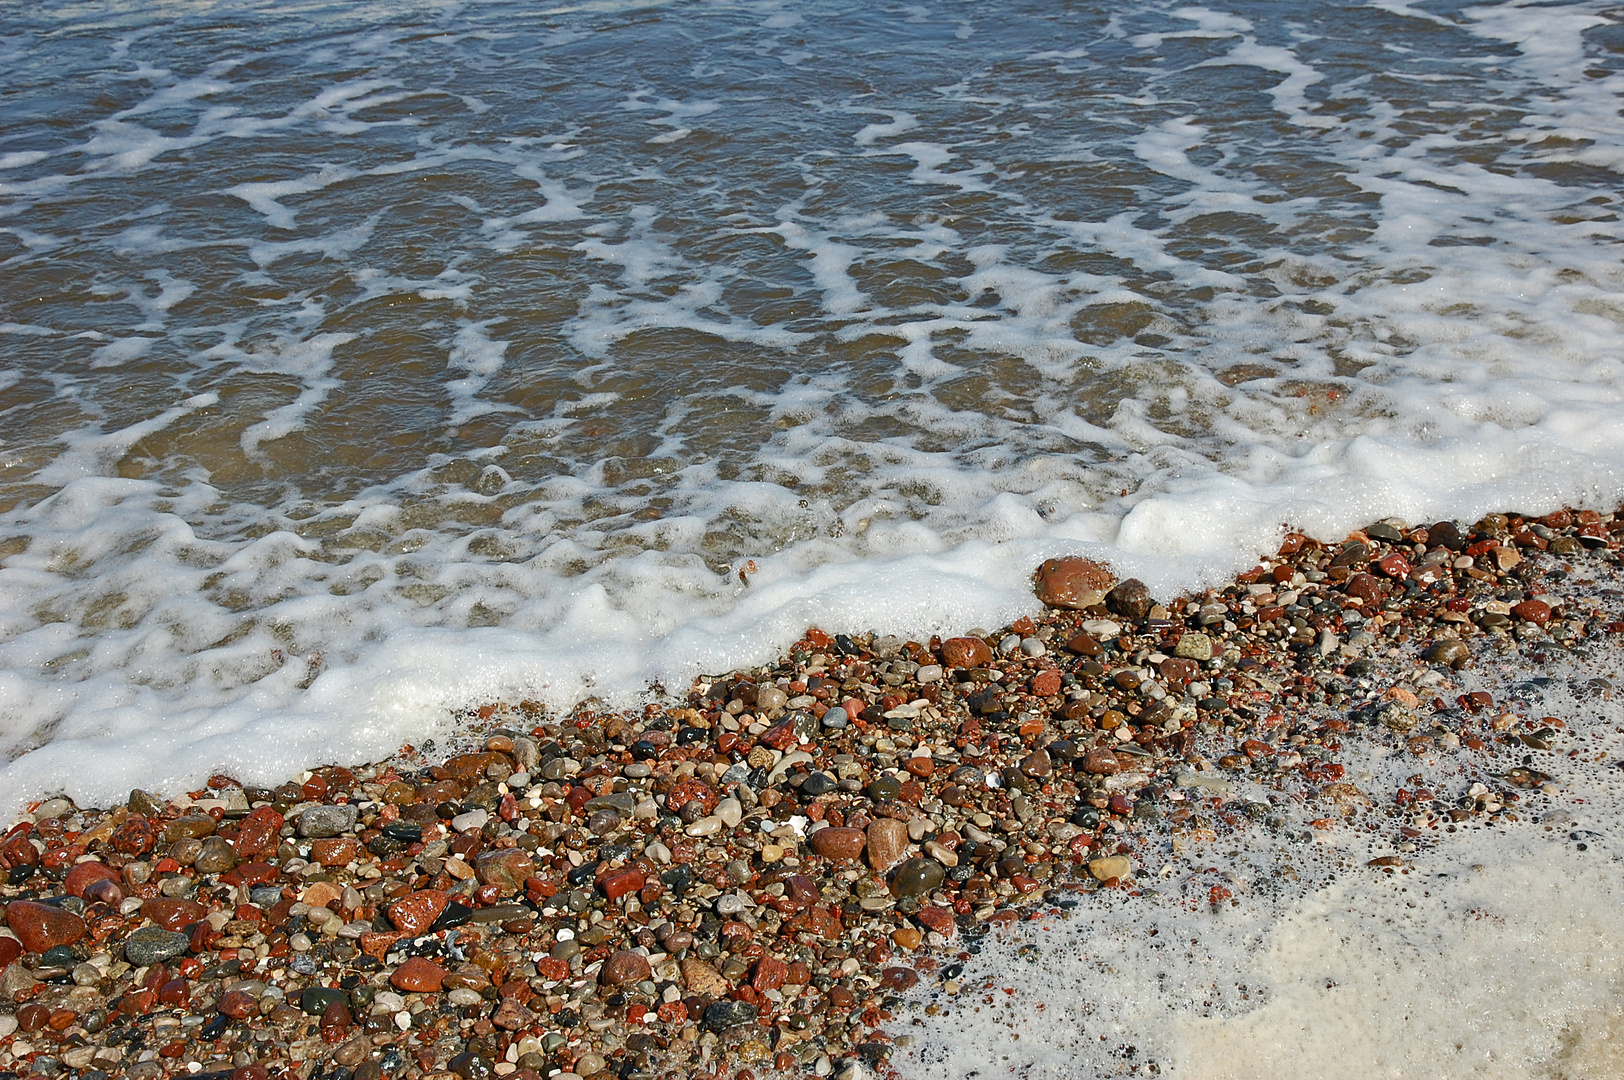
[599,950,652,986]
[0,505,1603,1080]
[889,857,945,899]
[866,819,909,872]
[5,901,85,953]
[123,926,190,966]
[387,889,450,934]
[809,827,866,861]
[296,804,358,838]
[1033,556,1116,609]
[1088,856,1133,882]
[390,956,447,992]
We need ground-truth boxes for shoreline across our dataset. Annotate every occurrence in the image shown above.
[0,507,1618,1080]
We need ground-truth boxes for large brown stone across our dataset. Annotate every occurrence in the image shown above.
[474,849,536,897]
[1081,747,1121,775]
[1033,557,1116,609]
[865,818,909,873]
[390,957,446,993]
[1106,578,1154,619]
[599,950,651,987]
[940,637,993,669]
[5,901,85,953]
[808,827,866,861]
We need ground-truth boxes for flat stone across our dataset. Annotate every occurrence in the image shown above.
[680,958,730,997]
[296,805,358,838]
[124,926,189,966]
[1174,632,1213,661]
[142,898,207,931]
[1088,855,1132,882]
[391,956,447,992]
[387,890,450,935]
[1081,747,1121,775]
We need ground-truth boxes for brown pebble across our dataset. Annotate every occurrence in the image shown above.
[5,901,85,953]
[599,950,651,987]
[1033,557,1116,609]
[809,826,866,861]
[390,956,447,993]
[866,819,909,873]
[680,957,730,997]
[940,637,994,668]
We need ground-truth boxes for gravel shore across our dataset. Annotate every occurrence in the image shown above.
[0,507,1618,1080]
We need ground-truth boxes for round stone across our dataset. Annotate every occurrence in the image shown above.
[890,857,945,899]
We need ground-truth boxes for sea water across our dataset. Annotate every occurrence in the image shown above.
[3,0,1624,1072]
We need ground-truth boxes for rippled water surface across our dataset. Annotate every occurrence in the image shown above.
[3,0,1624,805]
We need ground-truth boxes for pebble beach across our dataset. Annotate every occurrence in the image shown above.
[0,506,1617,1080]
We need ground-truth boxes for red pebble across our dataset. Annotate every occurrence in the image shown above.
[1030,670,1062,697]
[386,890,450,935]
[940,637,993,668]
[1377,552,1413,579]
[751,957,788,993]
[756,717,798,751]
[1513,599,1552,625]
[230,807,285,857]
[5,900,85,953]
[144,898,208,931]
[391,956,447,992]
[600,867,646,902]
[63,861,120,899]
[217,989,257,1019]
[158,978,189,1006]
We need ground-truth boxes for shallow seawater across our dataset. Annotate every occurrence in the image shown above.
[3,1,1624,1071]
